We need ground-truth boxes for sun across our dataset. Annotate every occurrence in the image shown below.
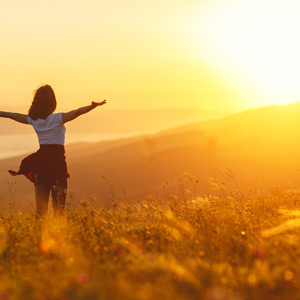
[189,0,300,107]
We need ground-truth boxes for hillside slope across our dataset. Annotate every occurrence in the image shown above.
[1,102,300,207]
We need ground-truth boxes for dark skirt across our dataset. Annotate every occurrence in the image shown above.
[8,144,70,186]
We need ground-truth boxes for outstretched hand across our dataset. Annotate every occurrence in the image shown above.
[92,100,106,107]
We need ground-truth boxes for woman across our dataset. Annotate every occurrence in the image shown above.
[0,84,106,217]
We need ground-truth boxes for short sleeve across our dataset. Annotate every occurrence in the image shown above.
[55,113,63,125]
[27,116,32,124]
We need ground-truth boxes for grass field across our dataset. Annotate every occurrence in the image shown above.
[1,177,300,300]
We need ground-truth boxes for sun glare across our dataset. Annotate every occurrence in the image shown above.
[189,0,300,107]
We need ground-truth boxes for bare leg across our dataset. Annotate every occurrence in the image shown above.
[34,183,50,217]
[51,179,67,216]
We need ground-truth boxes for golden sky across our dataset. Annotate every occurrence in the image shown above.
[1,0,300,112]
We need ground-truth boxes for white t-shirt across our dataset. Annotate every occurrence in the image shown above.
[27,113,66,145]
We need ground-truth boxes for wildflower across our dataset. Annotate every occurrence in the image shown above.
[77,273,90,284]
[284,270,294,281]
[247,274,257,285]
[117,249,124,258]
[39,235,56,253]
[256,250,266,260]
[0,291,9,300]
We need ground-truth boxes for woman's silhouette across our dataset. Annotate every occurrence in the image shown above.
[0,85,106,217]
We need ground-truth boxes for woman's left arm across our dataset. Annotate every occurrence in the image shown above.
[62,100,106,123]
[0,112,29,124]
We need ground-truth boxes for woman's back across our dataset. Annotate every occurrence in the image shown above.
[27,113,66,145]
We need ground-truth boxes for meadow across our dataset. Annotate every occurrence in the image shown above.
[1,176,300,300]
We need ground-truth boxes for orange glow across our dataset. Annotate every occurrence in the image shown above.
[0,0,300,114]
[186,0,300,108]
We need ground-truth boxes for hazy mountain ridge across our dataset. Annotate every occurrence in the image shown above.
[1,102,300,208]
[0,108,228,135]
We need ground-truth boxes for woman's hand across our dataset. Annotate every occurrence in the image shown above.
[92,100,107,107]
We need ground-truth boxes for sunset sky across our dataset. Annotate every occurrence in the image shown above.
[1,0,300,113]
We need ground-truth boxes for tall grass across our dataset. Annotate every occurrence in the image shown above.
[1,177,300,299]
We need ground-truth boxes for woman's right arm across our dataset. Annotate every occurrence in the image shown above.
[0,112,29,124]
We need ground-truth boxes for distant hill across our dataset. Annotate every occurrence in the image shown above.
[1,102,300,209]
[0,108,228,135]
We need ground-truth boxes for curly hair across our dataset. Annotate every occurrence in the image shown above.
[28,85,57,120]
